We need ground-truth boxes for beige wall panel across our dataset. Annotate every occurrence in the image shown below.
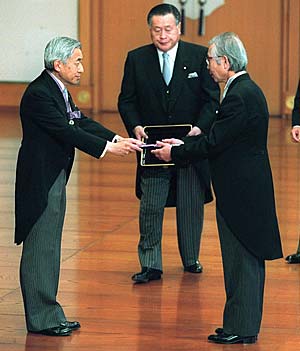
[99,0,282,115]
[193,0,282,115]
[99,0,158,111]
[281,0,300,115]
[79,0,92,86]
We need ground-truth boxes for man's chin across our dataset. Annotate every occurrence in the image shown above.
[157,43,171,52]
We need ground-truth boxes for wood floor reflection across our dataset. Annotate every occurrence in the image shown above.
[0,109,300,351]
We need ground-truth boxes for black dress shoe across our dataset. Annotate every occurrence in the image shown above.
[184,261,203,273]
[132,268,162,283]
[60,320,81,330]
[33,326,72,336]
[208,333,257,344]
[214,328,258,340]
[215,327,223,334]
[285,252,300,264]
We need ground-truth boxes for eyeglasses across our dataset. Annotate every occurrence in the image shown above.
[206,55,223,65]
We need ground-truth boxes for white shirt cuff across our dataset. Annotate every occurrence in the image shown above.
[100,142,109,158]
[100,135,121,158]
[112,135,122,142]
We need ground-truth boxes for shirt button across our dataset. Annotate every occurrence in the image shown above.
[69,120,75,125]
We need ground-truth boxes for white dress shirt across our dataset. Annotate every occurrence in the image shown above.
[157,43,178,76]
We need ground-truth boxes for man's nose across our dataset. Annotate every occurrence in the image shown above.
[160,29,167,38]
[78,63,84,73]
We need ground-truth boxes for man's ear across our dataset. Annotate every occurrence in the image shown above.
[53,60,61,72]
[178,22,181,35]
[223,55,231,71]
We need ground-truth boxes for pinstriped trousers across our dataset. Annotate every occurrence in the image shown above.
[20,170,67,332]
[216,209,265,336]
[138,165,204,271]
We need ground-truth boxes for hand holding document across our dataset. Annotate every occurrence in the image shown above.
[140,124,190,166]
[107,138,143,156]
[151,139,184,162]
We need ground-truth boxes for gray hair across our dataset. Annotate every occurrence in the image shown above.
[44,36,81,70]
[209,32,248,72]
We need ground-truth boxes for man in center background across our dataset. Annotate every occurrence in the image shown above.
[118,3,220,283]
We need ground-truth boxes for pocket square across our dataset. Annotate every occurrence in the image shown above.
[187,72,198,78]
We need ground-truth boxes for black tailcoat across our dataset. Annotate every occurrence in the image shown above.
[15,70,116,244]
[171,74,282,260]
[118,40,220,205]
[292,80,300,126]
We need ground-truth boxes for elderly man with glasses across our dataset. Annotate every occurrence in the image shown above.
[153,32,283,344]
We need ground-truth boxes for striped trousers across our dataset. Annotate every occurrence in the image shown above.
[20,170,67,332]
[216,209,265,336]
[138,165,205,271]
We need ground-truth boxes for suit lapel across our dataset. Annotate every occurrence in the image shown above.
[68,92,78,111]
[144,45,168,112]
[168,41,190,111]
[142,42,193,113]
[42,70,68,116]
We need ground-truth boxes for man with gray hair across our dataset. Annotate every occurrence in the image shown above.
[153,32,283,344]
[15,36,142,336]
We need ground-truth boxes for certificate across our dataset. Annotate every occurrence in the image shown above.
[140,124,192,166]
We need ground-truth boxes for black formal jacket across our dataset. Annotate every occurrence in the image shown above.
[292,80,300,126]
[171,73,283,260]
[118,40,220,205]
[15,70,116,244]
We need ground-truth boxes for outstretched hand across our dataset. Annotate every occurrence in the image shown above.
[107,138,143,156]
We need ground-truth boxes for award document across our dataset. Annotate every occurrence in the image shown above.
[140,124,192,166]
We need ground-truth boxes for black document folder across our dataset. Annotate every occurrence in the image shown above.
[140,124,192,166]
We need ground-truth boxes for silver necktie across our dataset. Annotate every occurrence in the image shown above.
[63,88,71,112]
[162,52,172,85]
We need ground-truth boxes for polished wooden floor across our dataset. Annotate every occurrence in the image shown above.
[0,109,300,351]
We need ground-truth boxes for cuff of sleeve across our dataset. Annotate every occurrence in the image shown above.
[112,135,121,143]
[100,142,109,158]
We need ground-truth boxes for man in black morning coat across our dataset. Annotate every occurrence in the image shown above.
[118,3,220,283]
[15,36,141,336]
[153,32,283,345]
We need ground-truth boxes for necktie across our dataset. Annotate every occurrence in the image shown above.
[62,88,81,122]
[62,88,71,112]
[162,52,172,85]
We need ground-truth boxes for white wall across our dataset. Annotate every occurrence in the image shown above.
[0,0,78,82]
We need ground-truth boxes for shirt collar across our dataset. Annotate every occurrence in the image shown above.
[157,42,178,62]
[46,70,66,93]
[223,70,247,99]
